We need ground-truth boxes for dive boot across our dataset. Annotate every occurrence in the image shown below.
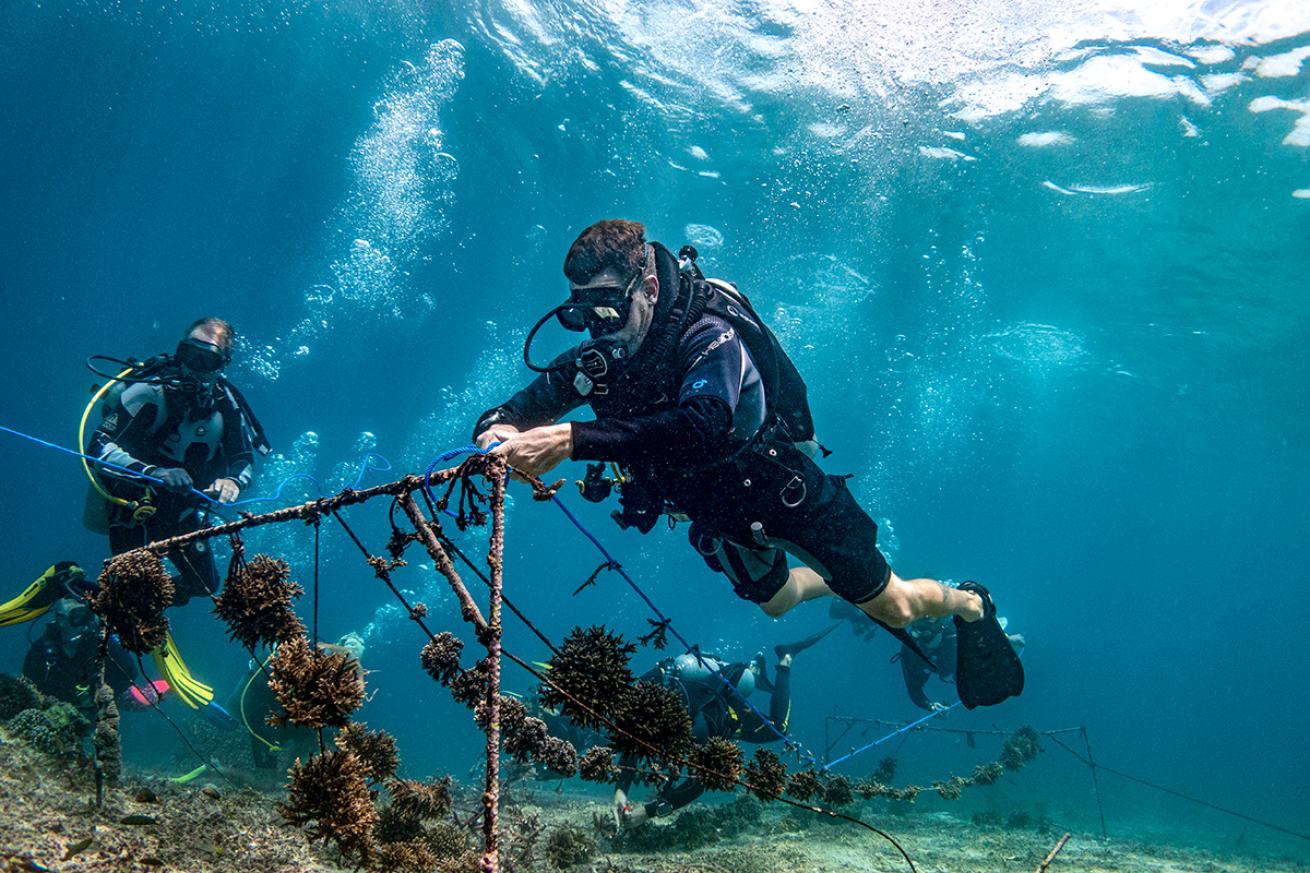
[151,630,215,709]
[953,581,1024,709]
[0,562,88,627]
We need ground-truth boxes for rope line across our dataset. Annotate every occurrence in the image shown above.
[1043,734,1310,843]
[823,703,960,770]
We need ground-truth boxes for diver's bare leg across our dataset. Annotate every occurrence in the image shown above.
[858,572,984,628]
[759,566,833,618]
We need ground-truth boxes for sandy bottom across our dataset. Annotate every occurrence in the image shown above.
[0,729,1305,873]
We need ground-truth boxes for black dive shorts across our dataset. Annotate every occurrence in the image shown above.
[676,440,891,606]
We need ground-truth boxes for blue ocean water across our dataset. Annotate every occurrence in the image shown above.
[1,0,1307,863]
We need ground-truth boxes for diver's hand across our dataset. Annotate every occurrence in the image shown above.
[491,424,573,477]
[476,424,520,451]
[929,701,949,713]
[156,467,194,494]
[205,478,241,504]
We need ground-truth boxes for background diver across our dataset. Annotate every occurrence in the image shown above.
[84,316,269,711]
[472,219,1023,709]
[1,318,270,713]
[613,627,835,826]
[5,562,173,715]
[228,632,368,777]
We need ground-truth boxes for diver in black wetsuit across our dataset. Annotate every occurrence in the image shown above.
[612,629,832,825]
[87,317,269,605]
[471,219,1023,709]
[22,598,139,714]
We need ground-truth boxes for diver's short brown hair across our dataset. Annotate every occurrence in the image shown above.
[185,317,236,353]
[563,219,646,284]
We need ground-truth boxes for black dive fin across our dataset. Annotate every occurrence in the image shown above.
[774,623,840,660]
[953,581,1024,709]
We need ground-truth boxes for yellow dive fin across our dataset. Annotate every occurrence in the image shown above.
[171,764,209,784]
[151,630,215,709]
[0,562,86,627]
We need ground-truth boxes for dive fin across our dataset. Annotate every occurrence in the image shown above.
[198,701,239,732]
[171,764,209,784]
[0,562,87,627]
[953,581,1024,709]
[151,631,215,709]
[774,623,839,660]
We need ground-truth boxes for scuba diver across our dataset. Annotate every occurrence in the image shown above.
[9,563,168,715]
[613,627,834,825]
[0,318,270,714]
[229,633,366,773]
[472,219,1023,710]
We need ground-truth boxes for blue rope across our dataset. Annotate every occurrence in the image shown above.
[0,423,230,513]
[822,702,960,771]
[349,452,393,490]
[0,422,392,517]
[422,444,486,506]
[226,472,323,508]
[822,646,1027,772]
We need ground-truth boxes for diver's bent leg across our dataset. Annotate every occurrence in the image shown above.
[759,567,834,618]
[858,572,983,628]
[769,662,792,728]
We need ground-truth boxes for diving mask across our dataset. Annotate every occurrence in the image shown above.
[175,337,229,375]
[556,267,642,334]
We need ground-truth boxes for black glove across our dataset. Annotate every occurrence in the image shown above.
[156,467,194,494]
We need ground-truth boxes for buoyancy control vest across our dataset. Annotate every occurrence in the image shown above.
[80,354,272,532]
[597,240,815,446]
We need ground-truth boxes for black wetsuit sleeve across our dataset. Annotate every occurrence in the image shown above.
[735,664,791,743]
[219,392,255,489]
[89,391,161,482]
[654,777,706,815]
[571,319,745,464]
[472,354,585,440]
[901,647,935,711]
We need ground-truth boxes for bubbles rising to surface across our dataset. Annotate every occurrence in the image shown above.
[243,40,467,379]
[987,322,1089,366]
[683,223,725,251]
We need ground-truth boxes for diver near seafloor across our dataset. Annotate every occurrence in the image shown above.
[471,219,1024,710]
[832,599,1026,711]
[612,628,834,826]
[9,564,170,715]
[0,318,271,714]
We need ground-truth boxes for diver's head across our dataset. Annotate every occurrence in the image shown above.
[335,631,366,662]
[174,317,234,390]
[561,220,659,351]
[51,598,96,656]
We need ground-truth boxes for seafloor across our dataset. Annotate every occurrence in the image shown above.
[1,725,1305,873]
